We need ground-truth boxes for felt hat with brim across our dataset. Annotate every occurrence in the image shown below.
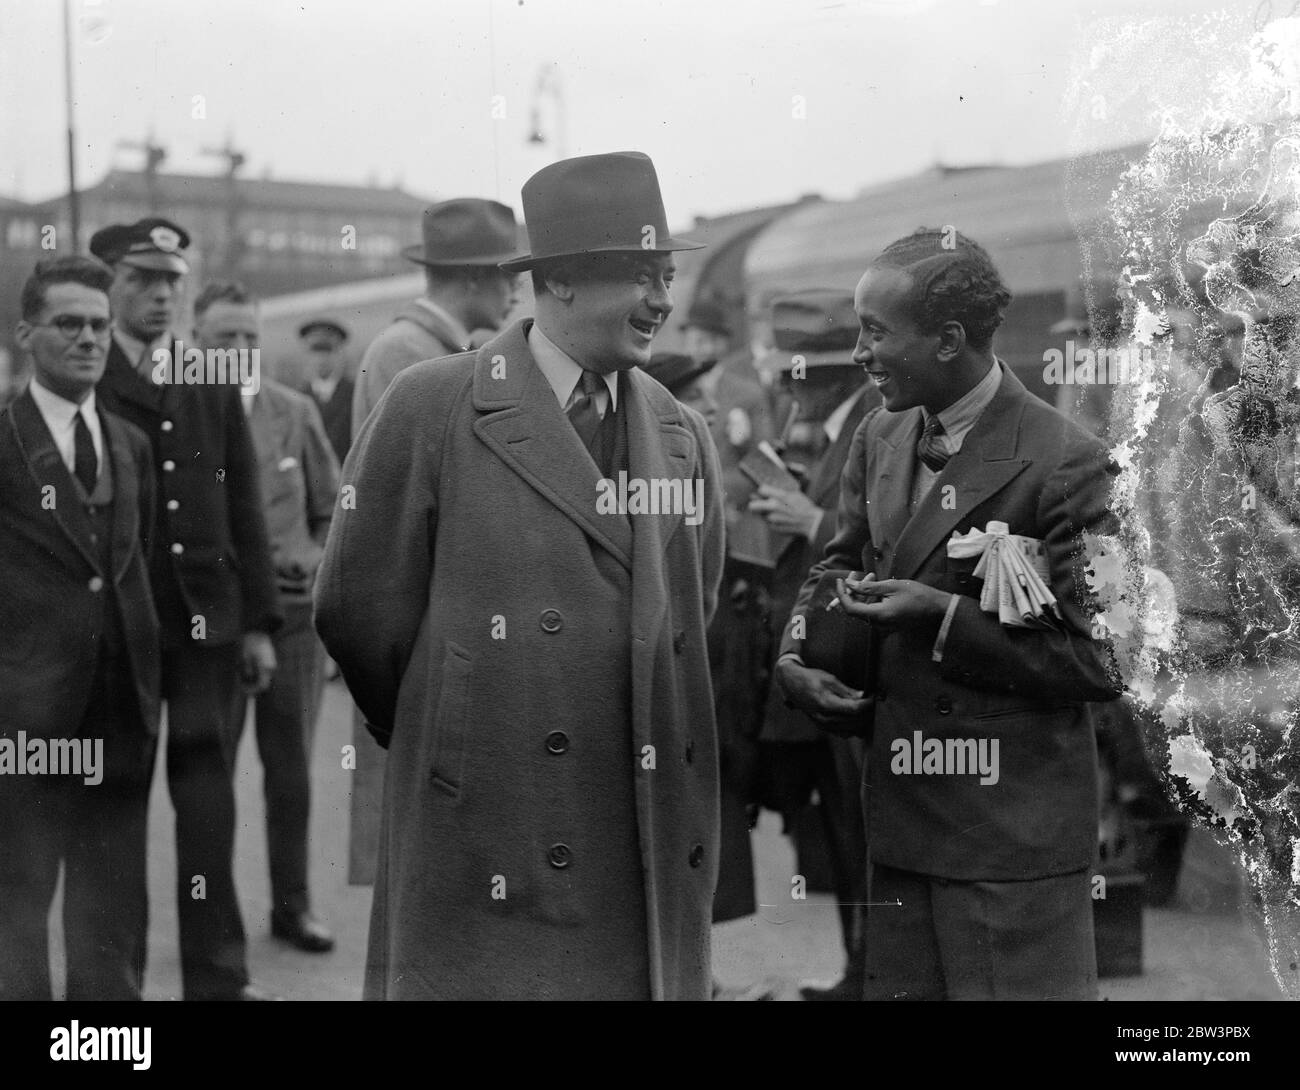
[500,151,703,273]
[757,289,861,371]
[643,351,716,395]
[89,217,191,274]
[298,317,350,342]
[402,199,520,268]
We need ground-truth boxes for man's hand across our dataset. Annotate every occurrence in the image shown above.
[835,575,951,630]
[748,484,823,540]
[240,631,277,695]
[775,657,871,736]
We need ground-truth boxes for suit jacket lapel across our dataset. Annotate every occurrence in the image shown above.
[101,408,141,582]
[870,408,922,572]
[472,322,635,570]
[890,366,1032,580]
[10,389,100,572]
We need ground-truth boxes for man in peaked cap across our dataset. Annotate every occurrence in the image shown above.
[317,151,726,999]
[343,197,521,887]
[298,316,353,464]
[91,217,283,1001]
[749,290,879,1001]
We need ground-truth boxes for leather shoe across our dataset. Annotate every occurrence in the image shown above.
[271,910,336,953]
[236,982,283,1001]
[799,975,863,1002]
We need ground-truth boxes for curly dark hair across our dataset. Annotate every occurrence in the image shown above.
[872,227,1012,350]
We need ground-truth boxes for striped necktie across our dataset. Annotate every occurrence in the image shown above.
[917,414,949,473]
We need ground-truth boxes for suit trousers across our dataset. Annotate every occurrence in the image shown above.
[862,861,1098,1000]
[0,654,156,1000]
[162,639,250,1000]
[231,599,325,917]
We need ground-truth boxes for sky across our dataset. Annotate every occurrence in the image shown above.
[0,0,1280,223]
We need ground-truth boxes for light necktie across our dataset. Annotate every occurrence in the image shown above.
[74,410,98,493]
[917,414,950,473]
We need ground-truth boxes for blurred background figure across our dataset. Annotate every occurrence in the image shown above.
[750,290,879,1001]
[646,350,774,1001]
[298,316,353,465]
[193,281,342,956]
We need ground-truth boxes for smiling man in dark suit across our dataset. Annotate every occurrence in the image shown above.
[777,228,1122,1001]
[318,151,725,999]
[91,218,283,1001]
[0,256,160,1000]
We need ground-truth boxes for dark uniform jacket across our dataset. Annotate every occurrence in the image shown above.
[96,339,281,644]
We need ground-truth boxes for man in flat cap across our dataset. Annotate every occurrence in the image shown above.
[298,317,353,464]
[91,218,283,1001]
[749,290,879,1001]
[777,229,1120,1000]
[318,151,725,999]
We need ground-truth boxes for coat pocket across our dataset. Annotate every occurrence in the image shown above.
[429,641,472,798]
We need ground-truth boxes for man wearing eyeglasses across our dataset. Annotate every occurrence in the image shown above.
[0,256,160,999]
[92,218,283,1001]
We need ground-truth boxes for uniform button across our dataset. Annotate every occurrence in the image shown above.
[88,576,104,592]
[685,741,694,764]
[171,542,184,556]
[936,696,952,715]
[167,499,179,511]
[539,609,563,634]
[547,843,572,869]
[545,730,569,755]
[688,843,704,868]
[162,460,175,472]
[161,420,174,432]
[673,630,686,654]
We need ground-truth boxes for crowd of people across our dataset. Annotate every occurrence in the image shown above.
[2,149,1124,1001]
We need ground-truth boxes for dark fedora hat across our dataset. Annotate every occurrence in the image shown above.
[643,351,716,395]
[500,151,703,273]
[89,216,191,274]
[757,289,861,372]
[402,199,520,268]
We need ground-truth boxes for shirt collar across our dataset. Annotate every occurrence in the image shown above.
[414,297,472,353]
[30,376,95,431]
[928,357,1002,452]
[112,325,169,376]
[527,322,619,411]
[824,386,868,444]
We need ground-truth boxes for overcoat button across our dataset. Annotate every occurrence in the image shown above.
[673,630,686,654]
[161,420,174,432]
[539,609,563,633]
[88,576,104,592]
[167,499,179,511]
[545,730,569,755]
[936,696,952,715]
[162,460,175,472]
[171,542,184,556]
[688,843,704,868]
[547,843,572,868]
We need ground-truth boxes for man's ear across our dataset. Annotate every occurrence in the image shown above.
[14,320,33,352]
[542,268,576,303]
[935,320,966,362]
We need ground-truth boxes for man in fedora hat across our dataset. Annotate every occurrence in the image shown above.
[350,198,521,435]
[92,218,283,1001]
[748,290,879,1001]
[317,151,725,999]
[344,198,520,887]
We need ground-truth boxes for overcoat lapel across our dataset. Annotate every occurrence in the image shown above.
[889,366,1032,580]
[471,322,634,569]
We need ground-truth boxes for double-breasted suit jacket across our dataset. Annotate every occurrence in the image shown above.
[96,339,281,643]
[781,364,1122,881]
[0,388,160,738]
[316,319,726,1000]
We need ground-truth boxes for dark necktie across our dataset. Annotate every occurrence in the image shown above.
[917,413,949,473]
[567,370,606,453]
[74,410,98,493]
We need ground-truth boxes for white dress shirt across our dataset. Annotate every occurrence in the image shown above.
[30,377,104,482]
[910,357,1002,510]
[528,323,619,417]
